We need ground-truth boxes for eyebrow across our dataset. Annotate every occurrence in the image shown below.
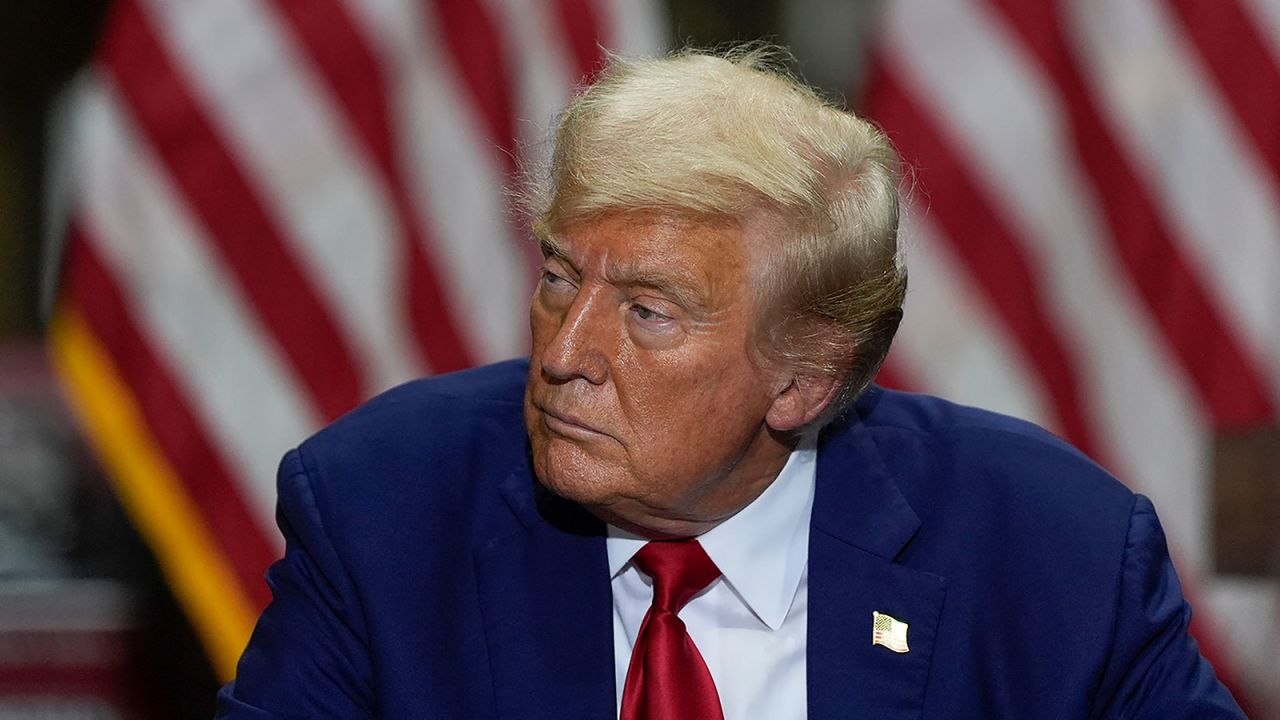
[606,262,709,311]
[538,235,709,311]
[538,235,571,264]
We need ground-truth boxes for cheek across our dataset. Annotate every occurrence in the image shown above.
[620,348,765,423]
[528,302,558,352]
[615,362,770,482]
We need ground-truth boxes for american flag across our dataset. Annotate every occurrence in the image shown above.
[47,0,664,681]
[46,0,1277,714]
[863,0,1279,715]
[872,611,910,654]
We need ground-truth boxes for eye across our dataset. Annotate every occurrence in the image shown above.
[539,268,574,292]
[630,303,672,324]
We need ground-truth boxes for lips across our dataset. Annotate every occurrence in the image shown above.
[539,404,609,439]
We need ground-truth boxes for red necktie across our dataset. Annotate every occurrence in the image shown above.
[620,540,724,720]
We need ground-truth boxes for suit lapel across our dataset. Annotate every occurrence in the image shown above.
[807,406,947,720]
[473,470,616,720]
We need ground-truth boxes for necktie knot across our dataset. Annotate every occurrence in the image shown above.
[621,540,725,720]
[631,540,720,615]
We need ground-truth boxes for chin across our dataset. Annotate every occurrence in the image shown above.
[533,450,703,538]
[532,437,628,507]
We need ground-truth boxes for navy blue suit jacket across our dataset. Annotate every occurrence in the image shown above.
[216,359,1243,718]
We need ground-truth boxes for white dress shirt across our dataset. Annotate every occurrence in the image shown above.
[607,442,817,720]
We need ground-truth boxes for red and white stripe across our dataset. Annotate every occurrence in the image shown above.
[869,0,1280,714]
[54,0,664,678]
[55,0,1278,711]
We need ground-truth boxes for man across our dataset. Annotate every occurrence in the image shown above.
[216,47,1244,719]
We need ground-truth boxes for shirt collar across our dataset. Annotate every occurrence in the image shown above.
[606,441,818,630]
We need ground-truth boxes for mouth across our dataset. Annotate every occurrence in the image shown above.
[538,405,609,440]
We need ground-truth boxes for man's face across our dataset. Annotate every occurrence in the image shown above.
[524,211,794,538]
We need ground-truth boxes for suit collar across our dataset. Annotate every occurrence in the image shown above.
[811,388,921,559]
[806,389,947,720]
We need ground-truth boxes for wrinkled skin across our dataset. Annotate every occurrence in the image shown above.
[524,210,831,538]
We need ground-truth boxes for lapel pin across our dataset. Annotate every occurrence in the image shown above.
[872,611,910,653]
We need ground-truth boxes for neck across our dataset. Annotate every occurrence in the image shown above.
[590,428,796,539]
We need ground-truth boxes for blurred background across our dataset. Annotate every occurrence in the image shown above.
[0,0,1277,717]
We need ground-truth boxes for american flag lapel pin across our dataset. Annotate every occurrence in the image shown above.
[872,611,910,653]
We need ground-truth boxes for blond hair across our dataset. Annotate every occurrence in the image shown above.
[531,44,905,428]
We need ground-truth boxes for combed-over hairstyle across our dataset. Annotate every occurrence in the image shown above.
[531,44,905,429]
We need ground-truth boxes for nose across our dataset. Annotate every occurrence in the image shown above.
[538,285,610,385]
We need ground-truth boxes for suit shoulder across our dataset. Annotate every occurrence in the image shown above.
[305,358,529,449]
[856,386,1115,480]
[336,357,528,423]
[290,359,530,503]
[854,385,1086,461]
[847,386,1135,524]
[277,360,531,568]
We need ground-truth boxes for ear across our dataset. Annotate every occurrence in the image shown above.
[765,369,843,433]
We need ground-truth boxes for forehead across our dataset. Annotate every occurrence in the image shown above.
[544,211,759,295]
